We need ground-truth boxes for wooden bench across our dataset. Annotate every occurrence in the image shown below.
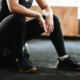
[26,6,78,37]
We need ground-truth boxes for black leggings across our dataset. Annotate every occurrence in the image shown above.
[0,14,67,59]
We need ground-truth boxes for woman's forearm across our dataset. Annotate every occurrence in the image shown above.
[7,0,40,17]
[42,6,53,17]
[36,0,53,17]
[11,4,40,17]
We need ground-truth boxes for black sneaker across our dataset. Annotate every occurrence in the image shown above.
[57,55,80,70]
[15,58,36,72]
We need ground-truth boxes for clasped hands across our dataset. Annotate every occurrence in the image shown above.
[37,14,54,35]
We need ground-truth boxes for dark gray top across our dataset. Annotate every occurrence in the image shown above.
[0,0,33,22]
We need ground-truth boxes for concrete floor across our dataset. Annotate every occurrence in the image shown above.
[0,39,80,80]
[27,39,80,68]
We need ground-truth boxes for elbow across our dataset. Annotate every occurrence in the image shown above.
[9,7,18,13]
[42,5,49,10]
[10,9,15,13]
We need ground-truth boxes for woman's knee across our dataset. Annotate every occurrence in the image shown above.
[12,14,26,23]
[10,14,26,30]
[42,14,60,25]
[53,15,60,25]
[1,14,26,27]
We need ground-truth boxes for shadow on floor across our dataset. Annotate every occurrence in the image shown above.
[0,66,80,80]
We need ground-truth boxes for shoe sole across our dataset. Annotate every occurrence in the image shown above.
[75,68,80,70]
[57,67,80,70]
[16,68,36,72]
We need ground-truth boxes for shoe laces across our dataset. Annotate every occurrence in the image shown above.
[68,55,78,64]
[24,58,32,66]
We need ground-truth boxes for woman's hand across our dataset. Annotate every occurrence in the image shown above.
[45,15,54,35]
[36,0,54,35]
[36,13,54,35]
[36,13,47,33]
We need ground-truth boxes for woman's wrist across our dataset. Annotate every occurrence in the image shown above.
[42,9,48,17]
[36,13,41,18]
[42,9,53,18]
[47,14,53,19]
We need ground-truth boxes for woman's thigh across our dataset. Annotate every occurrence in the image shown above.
[0,14,26,44]
[0,14,26,42]
[25,14,60,41]
[0,14,59,42]
[0,14,44,43]
[25,17,45,41]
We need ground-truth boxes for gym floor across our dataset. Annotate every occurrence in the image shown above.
[0,38,80,80]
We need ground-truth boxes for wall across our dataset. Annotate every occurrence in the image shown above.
[26,6,78,36]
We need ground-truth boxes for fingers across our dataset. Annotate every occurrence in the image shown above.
[47,24,50,35]
[51,23,54,32]
[46,22,49,34]
[46,23,48,30]
[38,22,41,26]
[47,23,54,35]
[38,18,54,34]
[37,14,47,33]
[38,20,47,33]
[42,21,47,33]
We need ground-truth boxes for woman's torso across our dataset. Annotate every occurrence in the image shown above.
[0,0,33,22]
